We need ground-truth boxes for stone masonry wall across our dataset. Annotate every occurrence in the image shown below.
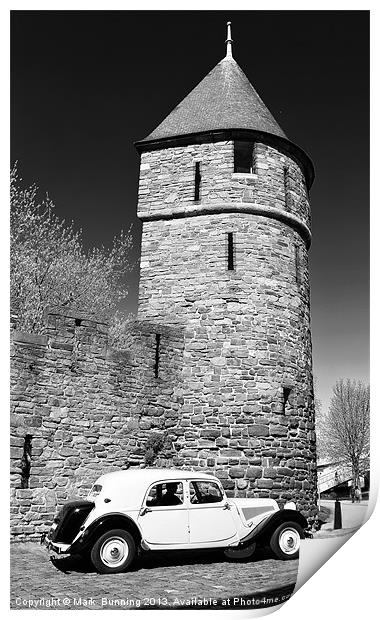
[10,136,318,537]
[10,312,184,539]
[137,139,317,521]
[138,141,311,232]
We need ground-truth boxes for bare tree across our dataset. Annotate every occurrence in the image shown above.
[10,165,133,335]
[313,378,326,460]
[317,379,370,488]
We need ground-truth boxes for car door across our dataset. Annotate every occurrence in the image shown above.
[188,480,237,544]
[137,480,189,545]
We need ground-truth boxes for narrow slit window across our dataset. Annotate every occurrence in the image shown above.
[295,244,300,285]
[284,166,290,210]
[234,141,254,173]
[227,232,235,271]
[283,387,292,415]
[302,175,309,199]
[194,162,201,201]
[154,333,161,378]
[21,434,32,489]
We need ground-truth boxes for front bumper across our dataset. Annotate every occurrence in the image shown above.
[40,532,71,555]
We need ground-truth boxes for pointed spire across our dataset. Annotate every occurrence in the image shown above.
[140,22,289,144]
[225,21,233,58]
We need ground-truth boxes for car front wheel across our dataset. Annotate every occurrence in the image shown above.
[269,521,304,561]
[90,529,136,574]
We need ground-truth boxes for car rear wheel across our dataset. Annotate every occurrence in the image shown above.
[90,529,136,574]
[269,521,304,561]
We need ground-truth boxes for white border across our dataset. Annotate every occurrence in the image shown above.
[2,2,377,619]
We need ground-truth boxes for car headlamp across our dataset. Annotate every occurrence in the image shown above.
[284,501,297,510]
[88,484,102,499]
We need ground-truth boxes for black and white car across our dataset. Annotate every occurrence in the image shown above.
[42,469,308,573]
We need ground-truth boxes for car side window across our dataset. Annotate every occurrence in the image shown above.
[189,481,223,504]
[146,482,184,507]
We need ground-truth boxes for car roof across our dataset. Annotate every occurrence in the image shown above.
[96,468,218,487]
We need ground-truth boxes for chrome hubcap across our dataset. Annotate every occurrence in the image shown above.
[100,537,129,567]
[279,528,300,554]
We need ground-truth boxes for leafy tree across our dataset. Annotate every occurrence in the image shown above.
[317,379,370,488]
[10,166,133,334]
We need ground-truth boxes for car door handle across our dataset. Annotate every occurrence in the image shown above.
[139,506,152,516]
[223,503,231,510]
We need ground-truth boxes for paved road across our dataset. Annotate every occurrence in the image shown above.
[10,542,298,610]
[319,500,368,531]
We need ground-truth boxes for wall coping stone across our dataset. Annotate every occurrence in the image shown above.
[11,332,48,346]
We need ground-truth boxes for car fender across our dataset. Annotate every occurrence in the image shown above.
[70,512,142,554]
[239,509,308,546]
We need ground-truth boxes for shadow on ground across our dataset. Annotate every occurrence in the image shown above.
[50,545,271,574]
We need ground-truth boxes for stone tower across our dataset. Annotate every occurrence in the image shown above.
[135,24,317,520]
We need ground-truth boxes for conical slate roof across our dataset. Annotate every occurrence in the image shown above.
[141,55,287,143]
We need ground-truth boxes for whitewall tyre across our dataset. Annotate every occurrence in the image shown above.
[90,529,136,574]
[269,521,304,561]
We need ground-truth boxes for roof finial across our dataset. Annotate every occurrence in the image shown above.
[226,21,233,58]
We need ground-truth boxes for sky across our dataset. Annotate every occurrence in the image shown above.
[10,10,369,412]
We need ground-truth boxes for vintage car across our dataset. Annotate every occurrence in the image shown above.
[41,469,309,574]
